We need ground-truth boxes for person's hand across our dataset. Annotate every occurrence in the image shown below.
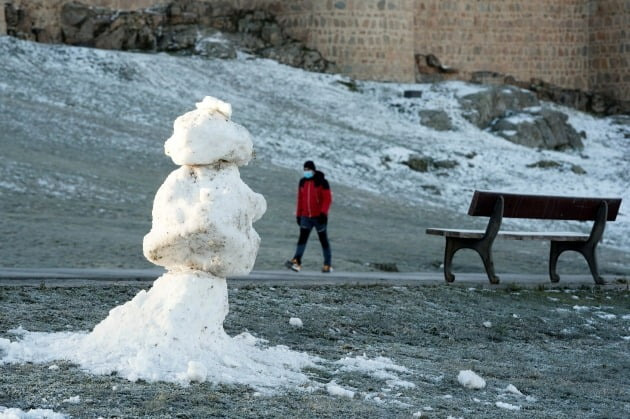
[318,213,328,224]
[296,216,301,226]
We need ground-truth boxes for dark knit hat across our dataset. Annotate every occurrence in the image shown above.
[303,160,316,171]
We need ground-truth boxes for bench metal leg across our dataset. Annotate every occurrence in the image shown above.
[549,241,605,285]
[443,237,500,284]
[477,242,499,285]
[549,241,562,283]
[582,245,604,285]
[444,238,458,283]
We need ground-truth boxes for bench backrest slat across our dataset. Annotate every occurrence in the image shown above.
[468,190,622,221]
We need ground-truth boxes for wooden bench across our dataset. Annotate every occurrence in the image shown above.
[426,191,622,284]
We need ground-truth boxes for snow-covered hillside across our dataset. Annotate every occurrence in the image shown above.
[0,36,628,253]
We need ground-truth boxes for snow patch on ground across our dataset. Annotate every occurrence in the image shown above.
[0,327,415,400]
[334,354,415,388]
[504,384,524,396]
[326,381,355,398]
[61,396,80,404]
[0,406,68,418]
[496,401,521,411]
[289,317,303,328]
[457,370,486,389]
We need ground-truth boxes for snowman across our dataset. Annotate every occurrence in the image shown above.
[74,97,268,382]
[143,96,266,276]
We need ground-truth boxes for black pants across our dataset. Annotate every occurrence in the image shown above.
[293,216,331,265]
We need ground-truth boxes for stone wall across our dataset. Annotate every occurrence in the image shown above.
[2,0,629,105]
[413,0,591,90]
[89,0,159,8]
[588,0,630,103]
[0,3,6,35]
[278,0,416,82]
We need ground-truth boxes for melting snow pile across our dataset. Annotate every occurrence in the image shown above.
[0,97,319,391]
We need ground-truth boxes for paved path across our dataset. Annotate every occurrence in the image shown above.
[0,268,623,289]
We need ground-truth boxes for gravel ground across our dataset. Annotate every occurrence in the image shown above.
[1,282,629,418]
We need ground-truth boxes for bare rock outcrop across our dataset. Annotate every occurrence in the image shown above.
[459,86,583,151]
[5,0,335,74]
[459,85,539,128]
[469,71,629,116]
[489,109,584,151]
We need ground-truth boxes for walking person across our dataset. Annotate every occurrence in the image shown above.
[285,160,333,273]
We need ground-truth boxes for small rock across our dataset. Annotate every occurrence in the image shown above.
[403,155,432,172]
[526,160,562,169]
[433,159,458,169]
[571,164,586,175]
[403,155,458,172]
[418,109,455,131]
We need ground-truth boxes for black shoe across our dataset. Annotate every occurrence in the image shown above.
[285,258,301,272]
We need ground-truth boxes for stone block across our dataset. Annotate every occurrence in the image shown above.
[0,5,6,35]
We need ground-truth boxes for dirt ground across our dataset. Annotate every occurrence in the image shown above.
[1,282,629,418]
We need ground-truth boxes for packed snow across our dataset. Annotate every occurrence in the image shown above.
[143,97,266,275]
[142,164,266,275]
[164,96,254,166]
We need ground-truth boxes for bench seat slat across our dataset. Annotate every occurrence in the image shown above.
[468,190,621,221]
[426,228,589,241]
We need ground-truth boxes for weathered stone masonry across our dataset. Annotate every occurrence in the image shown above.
[588,0,629,101]
[278,0,416,83]
[1,0,628,105]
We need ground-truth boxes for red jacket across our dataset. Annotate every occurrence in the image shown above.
[296,171,332,217]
